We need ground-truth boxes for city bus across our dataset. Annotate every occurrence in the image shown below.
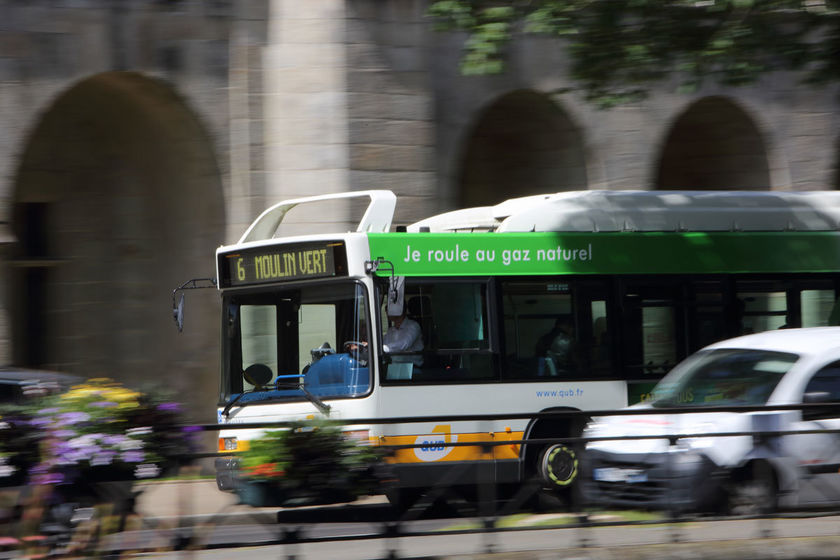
[206,189,840,508]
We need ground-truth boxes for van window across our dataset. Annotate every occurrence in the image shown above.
[651,349,797,408]
[804,362,840,402]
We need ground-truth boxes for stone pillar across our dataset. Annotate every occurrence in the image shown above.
[262,0,351,235]
[345,1,436,228]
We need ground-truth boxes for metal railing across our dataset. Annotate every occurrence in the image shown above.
[4,402,840,559]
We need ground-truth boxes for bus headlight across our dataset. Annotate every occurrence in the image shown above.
[345,429,372,444]
[219,437,238,451]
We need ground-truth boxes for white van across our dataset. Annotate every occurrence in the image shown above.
[581,327,840,514]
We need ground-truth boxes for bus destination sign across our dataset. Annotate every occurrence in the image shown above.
[219,241,347,287]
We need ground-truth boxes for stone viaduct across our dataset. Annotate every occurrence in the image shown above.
[1,0,838,420]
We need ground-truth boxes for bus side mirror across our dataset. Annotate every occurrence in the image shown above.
[173,293,185,332]
[171,277,217,333]
[244,363,273,389]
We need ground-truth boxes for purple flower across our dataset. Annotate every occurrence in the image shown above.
[90,401,118,408]
[52,441,74,456]
[58,411,90,424]
[156,402,182,413]
[121,451,145,463]
[102,434,127,446]
[32,472,64,485]
[30,417,52,428]
[91,451,115,466]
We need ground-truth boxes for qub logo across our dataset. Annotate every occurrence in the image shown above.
[414,424,458,462]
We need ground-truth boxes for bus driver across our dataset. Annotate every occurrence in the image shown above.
[383,308,424,366]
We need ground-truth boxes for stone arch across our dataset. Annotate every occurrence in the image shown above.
[655,96,770,190]
[11,71,224,420]
[458,90,588,207]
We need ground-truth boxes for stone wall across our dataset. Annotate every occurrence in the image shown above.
[0,0,838,425]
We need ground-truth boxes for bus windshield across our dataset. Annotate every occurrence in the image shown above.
[222,281,371,405]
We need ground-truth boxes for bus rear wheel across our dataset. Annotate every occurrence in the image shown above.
[538,443,579,488]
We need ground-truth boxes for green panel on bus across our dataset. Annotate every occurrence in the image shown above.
[218,241,347,287]
[367,232,840,276]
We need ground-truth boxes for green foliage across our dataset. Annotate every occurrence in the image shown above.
[238,419,384,502]
[428,0,840,108]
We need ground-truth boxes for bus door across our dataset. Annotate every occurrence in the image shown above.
[573,281,613,378]
[686,279,729,354]
[620,281,684,402]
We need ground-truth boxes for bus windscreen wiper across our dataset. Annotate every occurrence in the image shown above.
[222,364,287,418]
[223,375,331,418]
[274,374,331,415]
[222,386,270,418]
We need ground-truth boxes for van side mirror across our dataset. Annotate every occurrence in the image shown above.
[804,391,831,404]
[803,391,834,421]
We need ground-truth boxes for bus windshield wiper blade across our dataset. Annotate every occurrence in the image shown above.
[275,381,331,415]
[223,376,331,418]
[222,387,269,418]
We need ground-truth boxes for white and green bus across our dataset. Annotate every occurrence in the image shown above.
[210,189,840,506]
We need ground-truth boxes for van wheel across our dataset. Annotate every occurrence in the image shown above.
[727,462,777,515]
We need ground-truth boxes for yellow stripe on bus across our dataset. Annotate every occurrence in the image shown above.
[378,430,523,464]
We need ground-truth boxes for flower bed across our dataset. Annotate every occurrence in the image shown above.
[0,378,197,490]
[237,419,384,507]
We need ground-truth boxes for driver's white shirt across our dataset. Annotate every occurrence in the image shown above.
[383,317,424,353]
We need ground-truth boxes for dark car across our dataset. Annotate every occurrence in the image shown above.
[0,368,83,405]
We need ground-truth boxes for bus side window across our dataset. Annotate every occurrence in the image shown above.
[802,288,837,327]
[736,284,787,333]
[385,281,493,382]
[406,295,433,348]
[501,281,578,379]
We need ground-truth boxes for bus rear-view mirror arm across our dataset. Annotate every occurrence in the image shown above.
[172,277,217,332]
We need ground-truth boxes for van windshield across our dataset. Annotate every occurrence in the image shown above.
[650,348,798,408]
